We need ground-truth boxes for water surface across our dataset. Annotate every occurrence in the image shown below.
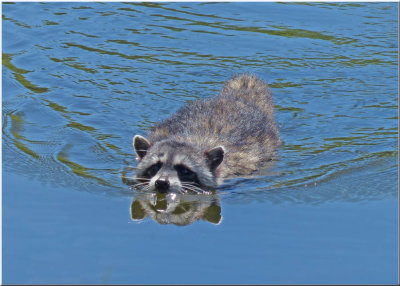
[2,2,398,284]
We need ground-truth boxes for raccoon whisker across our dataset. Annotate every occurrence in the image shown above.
[131,179,151,183]
[181,185,206,194]
[119,176,143,182]
[181,182,200,187]
[182,187,202,194]
[133,182,149,186]
[181,184,195,190]
[181,183,197,188]
[132,182,150,187]
[181,186,201,194]
[181,184,203,192]
[133,178,152,182]
[181,183,205,192]
[182,184,213,195]
[182,181,204,189]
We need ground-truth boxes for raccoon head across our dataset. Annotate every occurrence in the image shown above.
[132,135,224,193]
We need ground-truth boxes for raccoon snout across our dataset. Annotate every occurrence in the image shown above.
[155,178,170,193]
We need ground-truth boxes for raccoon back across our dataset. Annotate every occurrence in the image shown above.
[149,74,281,177]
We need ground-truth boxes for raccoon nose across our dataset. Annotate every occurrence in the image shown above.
[155,178,170,192]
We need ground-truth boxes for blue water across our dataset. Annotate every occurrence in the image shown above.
[2,2,398,284]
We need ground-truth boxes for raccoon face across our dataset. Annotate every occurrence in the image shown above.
[133,135,224,193]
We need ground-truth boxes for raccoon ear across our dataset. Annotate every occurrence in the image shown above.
[133,135,151,159]
[205,146,225,171]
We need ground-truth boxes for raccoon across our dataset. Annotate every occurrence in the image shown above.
[133,73,281,193]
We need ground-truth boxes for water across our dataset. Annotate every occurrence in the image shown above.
[2,2,398,284]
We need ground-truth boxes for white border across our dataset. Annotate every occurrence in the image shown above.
[1,0,394,1]
[0,1,399,285]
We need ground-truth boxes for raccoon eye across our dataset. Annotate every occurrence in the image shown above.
[144,162,162,178]
[175,164,196,181]
[175,164,192,175]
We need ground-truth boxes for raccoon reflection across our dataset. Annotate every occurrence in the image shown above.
[133,74,281,193]
[130,193,222,226]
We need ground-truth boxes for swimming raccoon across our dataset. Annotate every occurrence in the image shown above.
[133,73,281,193]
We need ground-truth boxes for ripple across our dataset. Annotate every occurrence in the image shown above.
[3,53,49,93]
